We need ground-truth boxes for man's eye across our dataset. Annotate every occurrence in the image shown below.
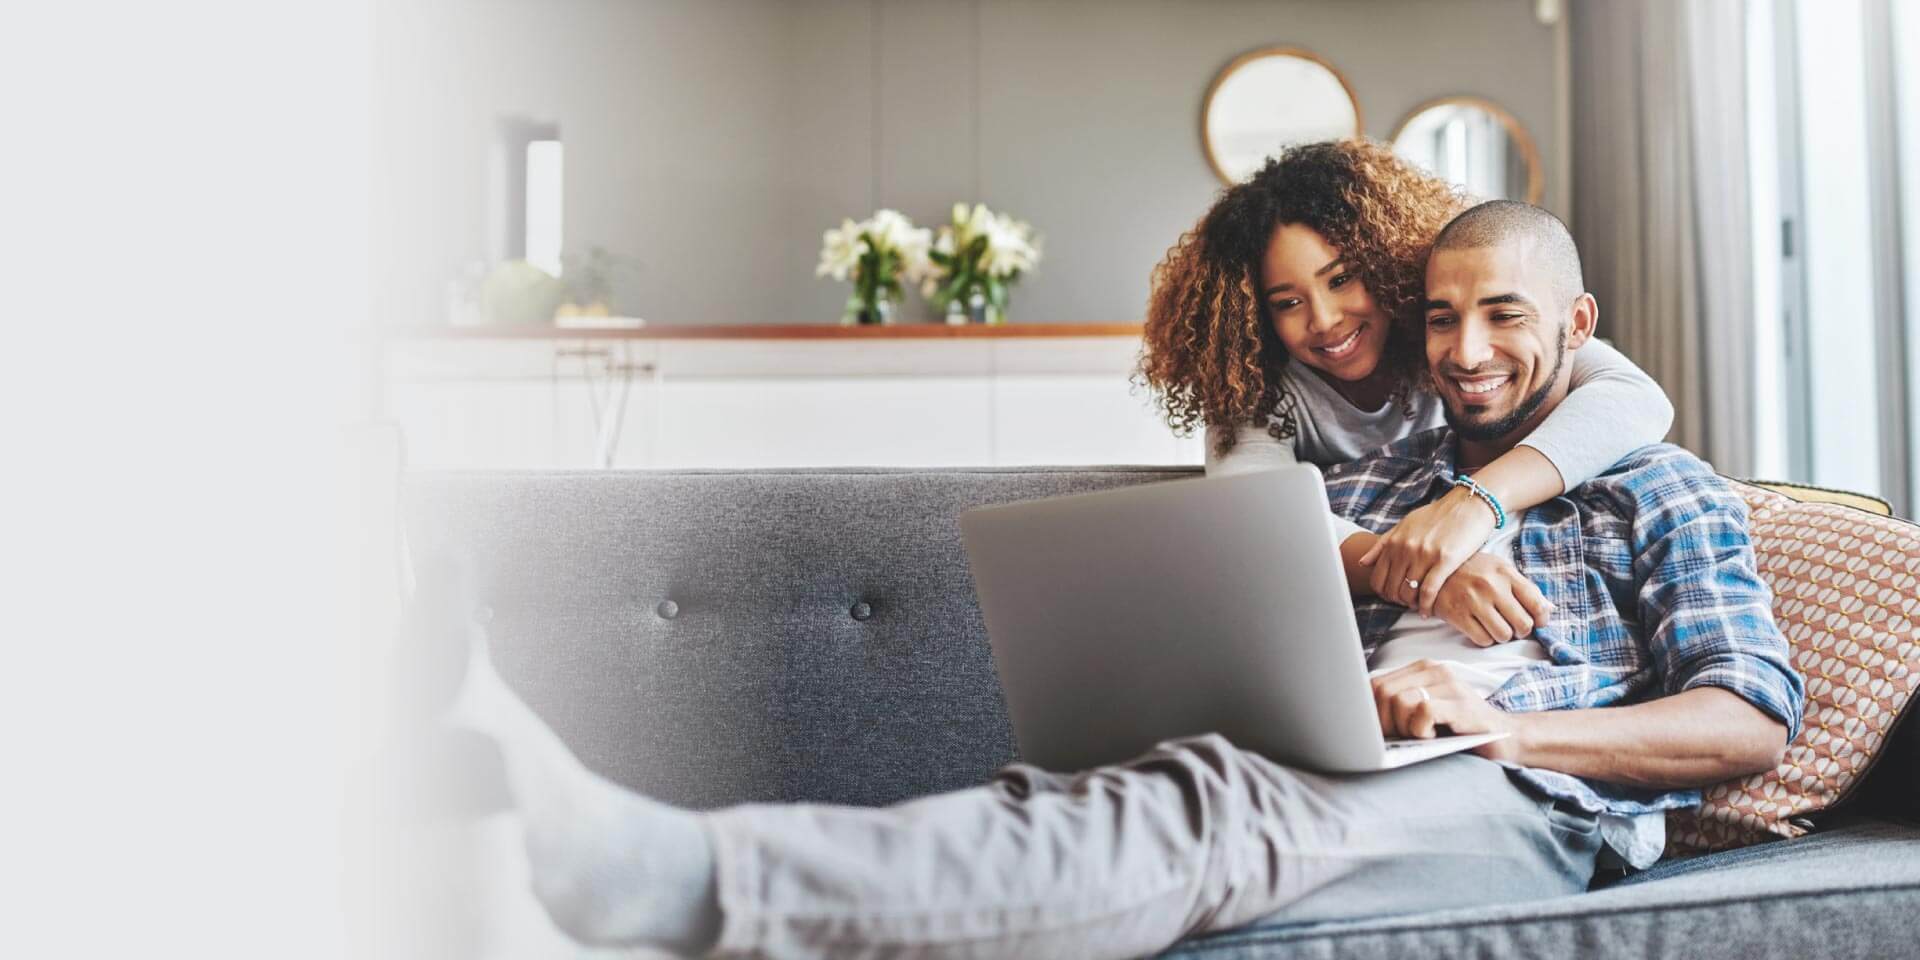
[1426,315,1455,327]
[1494,312,1524,322]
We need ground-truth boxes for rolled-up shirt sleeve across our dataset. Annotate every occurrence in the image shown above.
[1629,457,1806,739]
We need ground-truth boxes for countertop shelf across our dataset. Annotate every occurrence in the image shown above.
[386,322,1146,341]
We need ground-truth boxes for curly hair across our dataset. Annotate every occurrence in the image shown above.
[1136,139,1465,459]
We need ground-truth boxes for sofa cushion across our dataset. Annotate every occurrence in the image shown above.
[403,466,1197,810]
[1745,479,1895,516]
[1666,481,1920,854]
[1159,816,1920,958]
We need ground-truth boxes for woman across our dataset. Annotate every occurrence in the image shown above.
[1138,139,1673,633]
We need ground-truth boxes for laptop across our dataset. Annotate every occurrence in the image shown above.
[958,464,1505,774]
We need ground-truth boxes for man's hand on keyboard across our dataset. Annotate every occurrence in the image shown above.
[1370,660,1523,763]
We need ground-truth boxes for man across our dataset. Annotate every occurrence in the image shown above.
[446,201,1804,959]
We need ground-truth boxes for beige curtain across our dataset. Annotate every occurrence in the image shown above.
[1571,0,1756,473]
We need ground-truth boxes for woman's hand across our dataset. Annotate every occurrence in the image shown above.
[1360,486,1501,614]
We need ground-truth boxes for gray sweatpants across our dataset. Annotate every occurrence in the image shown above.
[704,733,1602,959]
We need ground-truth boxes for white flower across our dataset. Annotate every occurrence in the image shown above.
[897,224,935,283]
[963,203,992,238]
[980,211,1040,278]
[816,218,868,281]
[867,209,913,250]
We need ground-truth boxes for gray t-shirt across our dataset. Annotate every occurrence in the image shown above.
[1204,338,1674,501]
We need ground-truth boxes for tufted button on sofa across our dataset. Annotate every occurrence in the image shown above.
[404,465,1920,958]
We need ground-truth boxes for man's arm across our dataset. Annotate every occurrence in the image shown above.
[1370,663,1787,788]
[1338,529,1380,598]
[1500,688,1787,787]
[1374,452,1803,789]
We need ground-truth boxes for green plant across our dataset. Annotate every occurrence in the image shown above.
[926,203,1041,323]
[817,209,933,324]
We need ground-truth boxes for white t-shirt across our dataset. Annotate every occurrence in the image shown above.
[1365,509,1549,694]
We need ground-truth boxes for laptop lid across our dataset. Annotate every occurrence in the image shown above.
[960,466,1394,773]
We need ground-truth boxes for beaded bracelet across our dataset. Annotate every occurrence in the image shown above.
[1451,473,1507,530]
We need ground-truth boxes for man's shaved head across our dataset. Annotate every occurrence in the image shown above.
[1431,200,1585,312]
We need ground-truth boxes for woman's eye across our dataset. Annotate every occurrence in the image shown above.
[1329,273,1351,289]
[1268,299,1299,312]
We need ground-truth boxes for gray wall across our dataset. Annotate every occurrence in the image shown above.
[373,0,1563,328]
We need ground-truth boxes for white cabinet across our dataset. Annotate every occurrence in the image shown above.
[991,374,1198,466]
[382,334,1204,469]
[649,376,997,468]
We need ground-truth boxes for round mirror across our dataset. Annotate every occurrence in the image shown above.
[1391,96,1543,204]
[1202,47,1362,185]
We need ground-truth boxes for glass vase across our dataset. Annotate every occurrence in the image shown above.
[966,287,988,325]
[842,287,897,326]
[965,287,1005,325]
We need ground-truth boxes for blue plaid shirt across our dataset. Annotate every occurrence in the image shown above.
[1324,428,1805,853]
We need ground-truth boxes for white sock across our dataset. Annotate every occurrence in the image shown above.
[446,619,722,954]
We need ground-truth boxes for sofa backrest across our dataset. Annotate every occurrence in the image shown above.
[403,466,1200,810]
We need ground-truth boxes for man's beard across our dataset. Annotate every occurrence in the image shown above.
[1442,325,1567,443]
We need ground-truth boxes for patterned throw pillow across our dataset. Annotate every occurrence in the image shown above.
[1666,481,1920,855]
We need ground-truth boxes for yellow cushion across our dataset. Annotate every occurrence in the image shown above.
[1744,479,1894,517]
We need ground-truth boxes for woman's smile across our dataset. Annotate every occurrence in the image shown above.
[1313,323,1368,361]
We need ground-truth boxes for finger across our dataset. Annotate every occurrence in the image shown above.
[1513,575,1555,627]
[1415,561,1449,617]
[1392,687,1436,738]
[1372,660,1443,704]
[1370,552,1402,605]
[1368,560,1391,603]
[1367,552,1397,602]
[1418,545,1476,616]
[1387,688,1415,737]
[1359,540,1383,566]
[1492,588,1535,640]
[1407,696,1439,739]
[1436,600,1489,647]
[1371,676,1397,735]
[1384,552,1418,607]
[1372,667,1437,733]
[1471,603,1514,647]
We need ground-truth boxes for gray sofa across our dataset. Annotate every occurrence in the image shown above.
[404,465,1920,958]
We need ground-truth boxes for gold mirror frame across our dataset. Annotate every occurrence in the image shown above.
[1201,46,1363,186]
[1390,95,1544,205]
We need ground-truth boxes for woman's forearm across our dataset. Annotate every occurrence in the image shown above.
[1463,444,1565,514]
[1517,338,1676,492]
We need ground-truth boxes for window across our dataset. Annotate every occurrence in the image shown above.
[524,139,564,277]
[492,116,562,276]
[1753,0,1916,513]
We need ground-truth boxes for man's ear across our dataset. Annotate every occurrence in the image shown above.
[1565,292,1598,350]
